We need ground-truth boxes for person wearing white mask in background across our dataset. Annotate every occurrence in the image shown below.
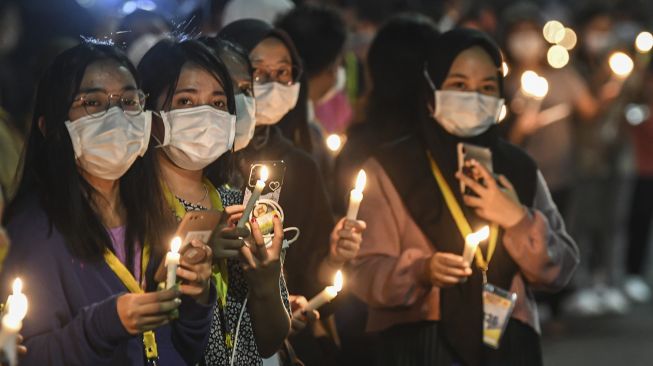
[349,28,578,366]
[137,39,291,366]
[219,19,367,366]
[1,42,215,365]
[502,3,627,318]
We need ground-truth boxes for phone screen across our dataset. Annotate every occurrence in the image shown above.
[458,143,493,196]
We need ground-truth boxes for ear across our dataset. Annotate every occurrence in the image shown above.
[37,116,46,137]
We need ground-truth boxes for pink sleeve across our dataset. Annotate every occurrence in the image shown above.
[349,159,432,308]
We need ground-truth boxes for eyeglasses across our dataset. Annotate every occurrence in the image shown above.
[252,65,302,86]
[72,90,147,118]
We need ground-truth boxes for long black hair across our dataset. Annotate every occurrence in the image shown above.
[358,12,440,139]
[7,42,168,264]
[138,38,236,187]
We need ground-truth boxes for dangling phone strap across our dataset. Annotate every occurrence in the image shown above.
[104,243,159,363]
[427,151,499,278]
[162,178,232,347]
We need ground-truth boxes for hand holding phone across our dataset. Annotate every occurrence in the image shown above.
[457,143,493,196]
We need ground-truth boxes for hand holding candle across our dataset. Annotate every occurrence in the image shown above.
[462,226,490,266]
[346,170,367,221]
[296,271,343,316]
[166,237,181,289]
[0,278,28,366]
[238,165,269,228]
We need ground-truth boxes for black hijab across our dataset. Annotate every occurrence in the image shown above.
[218,19,313,153]
[375,28,538,366]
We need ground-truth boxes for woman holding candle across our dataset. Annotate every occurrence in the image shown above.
[218,19,366,365]
[137,38,291,365]
[349,28,579,366]
[0,42,216,365]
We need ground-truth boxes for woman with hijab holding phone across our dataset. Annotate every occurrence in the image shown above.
[349,28,579,366]
[137,38,291,366]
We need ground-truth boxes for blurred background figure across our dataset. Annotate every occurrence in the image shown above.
[222,0,295,27]
[114,9,172,65]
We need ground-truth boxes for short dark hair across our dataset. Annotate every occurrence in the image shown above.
[138,38,236,186]
[8,42,169,263]
[276,4,346,77]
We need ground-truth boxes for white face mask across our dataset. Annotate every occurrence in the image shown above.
[159,105,236,171]
[585,31,611,54]
[253,82,300,125]
[433,90,505,137]
[65,107,151,180]
[507,31,545,63]
[233,94,257,151]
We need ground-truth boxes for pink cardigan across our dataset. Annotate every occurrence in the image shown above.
[349,158,579,334]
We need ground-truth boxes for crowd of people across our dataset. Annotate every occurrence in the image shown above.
[0,0,651,365]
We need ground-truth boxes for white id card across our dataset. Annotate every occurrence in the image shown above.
[483,283,517,348]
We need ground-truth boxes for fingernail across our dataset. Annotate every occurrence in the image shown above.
[274,214,279,219]
[250,217,256,224]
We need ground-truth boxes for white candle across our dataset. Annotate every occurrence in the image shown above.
[238,166,269,228]
[0,278,28,366]
[166,237,181,289]
[295,271,343,317]
[462,226,490,266]
[346,170,367,221]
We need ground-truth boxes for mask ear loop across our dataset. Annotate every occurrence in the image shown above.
[151,111,171,148]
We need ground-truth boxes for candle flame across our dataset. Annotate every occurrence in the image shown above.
[171,236,182,253]
[355,170,367,192]
[260,166,269,182]
[7,277,28,322]
[609,52,634,78]
[326,134,342,152]
[466,226,490,246]
[502,62,509,77]
[12,278,22,295]
[521,71,549,99]
[333,270,344,292]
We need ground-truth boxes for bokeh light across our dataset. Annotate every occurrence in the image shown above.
[635,31,653,53]
[543,20,565,44]
[609,52,634,78]
[547,45,570,68]
[557,28,578,50]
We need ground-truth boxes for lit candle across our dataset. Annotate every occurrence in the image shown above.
[166,237,181,289]
[238,165,269,228]
[462,226,490,266]
[295,271,343,316]
[0,278,28,366]
[520,71,549,100]
[346,170,366,221]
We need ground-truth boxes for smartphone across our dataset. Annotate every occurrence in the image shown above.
[154,210,222,283]
[243,160,286,204]
[457,143,493,196]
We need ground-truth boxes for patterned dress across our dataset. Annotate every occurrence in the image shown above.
[183,186,291,366]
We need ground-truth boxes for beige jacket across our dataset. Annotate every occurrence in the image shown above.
[349,158,579,334]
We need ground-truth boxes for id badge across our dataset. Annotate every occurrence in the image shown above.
[482,283,517,348]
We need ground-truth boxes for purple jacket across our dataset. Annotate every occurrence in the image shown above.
[1,198,216,365]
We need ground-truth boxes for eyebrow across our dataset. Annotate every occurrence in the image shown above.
[77,85,137,94]
[446,73,499,82]
[174,88,198,94]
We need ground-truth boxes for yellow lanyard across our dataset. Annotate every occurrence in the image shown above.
[162,178,229,308]
[104,243,159,361]
[427,152,500,273]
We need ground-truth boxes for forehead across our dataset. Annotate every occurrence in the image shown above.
[78,59,136,91]
[249,37,292,65]
[176,62,223,89]
[447,46,498,78]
